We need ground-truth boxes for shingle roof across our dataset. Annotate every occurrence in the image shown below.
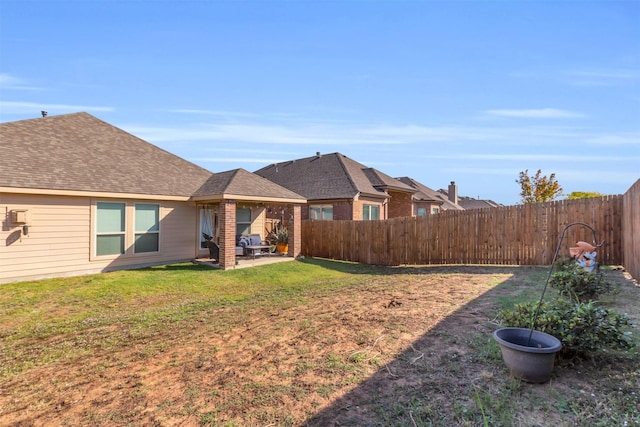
[361,167,416,193]
[1,112,305,202]
[436,187,503,210]
[396,177,464,211]
[0,112,213,197]
[457,197,502,210]
[254,152,414,200]
[194,168,306,201]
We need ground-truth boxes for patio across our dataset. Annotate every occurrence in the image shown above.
[194,253,297,270]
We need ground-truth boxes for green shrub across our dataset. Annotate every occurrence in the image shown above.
[498,298,635,357]
[549,264,613,302]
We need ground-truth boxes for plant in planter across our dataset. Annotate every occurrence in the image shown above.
[495,222,635,384]
[493,222,602,383]
[498,298,634,358]
[276,228,288,254]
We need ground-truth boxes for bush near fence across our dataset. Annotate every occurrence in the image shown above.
[302,188,639,275]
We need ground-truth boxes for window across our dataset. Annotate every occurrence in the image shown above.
[363,204,380,220]
[432,207,440,214]
[96,202,125,256]
[417,207,427,217]
[134,204,159,253]
[310,204,333,220]
[237,207,251,235]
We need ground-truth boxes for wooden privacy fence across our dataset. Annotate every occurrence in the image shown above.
[302,195,625,267]
[622,179,640,280]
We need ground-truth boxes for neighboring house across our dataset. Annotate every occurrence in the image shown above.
[438,181,503,210]
[395,177,464,215]
[0,112,305,283]
[455,197,503,210]
[254,152,416,220]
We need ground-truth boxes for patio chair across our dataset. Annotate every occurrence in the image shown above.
[202,233,219,261]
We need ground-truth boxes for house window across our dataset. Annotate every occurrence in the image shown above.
[134,204,159,253]
[363,204,380,220]
[310,204,333,220]
[417,207,427,217]
[96,202,125,256]
[432,207,440,214]
[237,207,251,235]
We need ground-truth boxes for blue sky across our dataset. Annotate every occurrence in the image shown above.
[1,0,638,205]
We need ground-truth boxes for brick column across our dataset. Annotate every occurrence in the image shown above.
[219,200,237,269]
[289,204,302,258]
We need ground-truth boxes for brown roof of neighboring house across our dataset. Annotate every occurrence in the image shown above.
[396,177,464,211]
[456,197,502,210]
[436,188,503,210]
[1,112,305,202]
[254,152,415,200]
[362,168,417,193]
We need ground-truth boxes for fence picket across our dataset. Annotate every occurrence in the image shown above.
[302,194,634,268]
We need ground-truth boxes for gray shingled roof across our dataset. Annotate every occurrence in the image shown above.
[457,197,502,210]
[362,168,416,192]
[1,112,305,201]
[396,177,464,211]
[436,187,503,210]
[254,152,414,200]
[0,112,213,197]
[194,168,306,200]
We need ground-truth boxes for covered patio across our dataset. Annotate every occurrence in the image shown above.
[191,169,306,270]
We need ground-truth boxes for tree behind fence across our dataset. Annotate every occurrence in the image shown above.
[302,195,623,266]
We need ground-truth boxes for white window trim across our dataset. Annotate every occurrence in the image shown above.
[362,204,380,221]
[92,200,162,260]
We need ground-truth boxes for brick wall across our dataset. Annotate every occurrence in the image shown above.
[387,190,413,218]
[290,204,302,257]
[333,201,353,220]
[218,200,236,269]
[351,200,364,220]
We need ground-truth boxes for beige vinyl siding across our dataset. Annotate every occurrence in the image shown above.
[250,205,266,239]
[154,202,199,261]
[1,194,90,282]
[1,193,199,284]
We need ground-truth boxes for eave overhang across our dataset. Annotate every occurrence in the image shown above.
[0,186,190,201]
[190,193,307,204]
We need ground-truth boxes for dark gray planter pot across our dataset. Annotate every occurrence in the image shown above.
[493,327,562,383]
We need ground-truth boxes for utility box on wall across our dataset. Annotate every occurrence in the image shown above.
[10,209,29,225]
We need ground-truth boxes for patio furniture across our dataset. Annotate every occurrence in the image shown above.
[237,234,273,259]
[202,233,219,261]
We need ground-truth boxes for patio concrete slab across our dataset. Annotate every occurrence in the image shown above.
[194,254,296,269]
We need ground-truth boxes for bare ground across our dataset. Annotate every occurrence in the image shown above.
[1,264,638,426]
